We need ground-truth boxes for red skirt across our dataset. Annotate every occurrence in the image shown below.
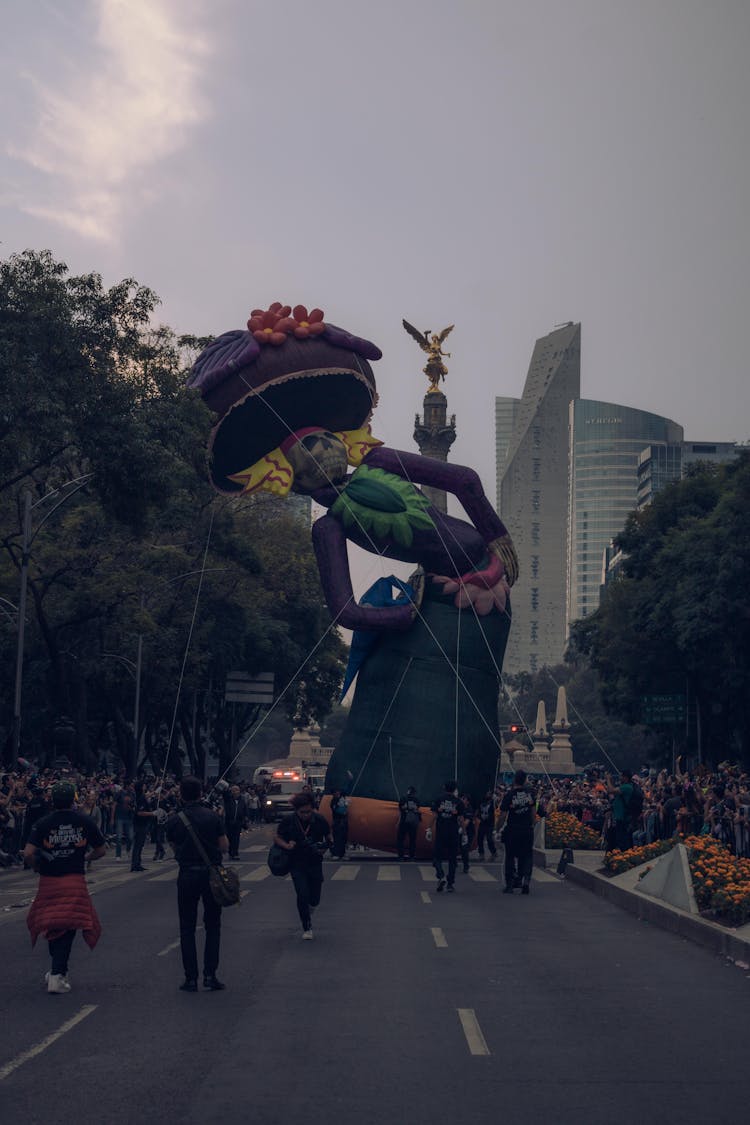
[27,874,102,949]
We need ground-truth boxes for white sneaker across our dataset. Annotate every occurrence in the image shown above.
[47,973,71,994]
[302,929,314,941]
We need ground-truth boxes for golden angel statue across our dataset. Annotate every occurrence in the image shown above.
[402,320,454,390]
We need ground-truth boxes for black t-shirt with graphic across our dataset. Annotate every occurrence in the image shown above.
[29,809,105,877]
[431,794,462,838]
[478,798,494,823]
[500,786,537,833]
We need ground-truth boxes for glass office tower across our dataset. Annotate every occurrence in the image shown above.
[567,400,683,624]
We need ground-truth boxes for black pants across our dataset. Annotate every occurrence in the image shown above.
[177,868,222,980]
[396,820,417,859]
[49,929,75,975]
[131,822,150,869]
[504,831,533,888]
[290,864,323,930]
[332,819,348,859]
[227,824,242,858]
[477,821,497,857]
[433,835,458,886]
[460,822,475,871]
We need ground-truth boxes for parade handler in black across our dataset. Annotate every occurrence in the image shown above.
[429,780,465,893]
[499,769,538,895]
[25,780,106,994]
[274,791,332,940]
[166,776,229,991]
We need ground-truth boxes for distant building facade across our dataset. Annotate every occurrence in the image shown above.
[567,400,683,624]
[498,323,581,674]
[637,440,739,508]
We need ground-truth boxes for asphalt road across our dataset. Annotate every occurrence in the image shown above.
[1,832,749,1125]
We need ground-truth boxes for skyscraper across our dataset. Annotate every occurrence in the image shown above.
[567,401,683,624]
[498,323,581,674]
[495,396,520,504]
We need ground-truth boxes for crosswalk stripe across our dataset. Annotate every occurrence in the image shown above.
[243,866,272,882]
[376,865,401,881]
[468,868,497,882]
[148,867,179,883]
[419,866,435,882]
[331,865,360,881]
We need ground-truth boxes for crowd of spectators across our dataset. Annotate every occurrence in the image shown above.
[0,768,269,868]
[536,765,750,856]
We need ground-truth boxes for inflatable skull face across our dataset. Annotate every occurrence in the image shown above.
[287,430,349,494]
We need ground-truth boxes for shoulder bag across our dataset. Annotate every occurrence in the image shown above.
[267,842,291,877]
[178,811,241,907]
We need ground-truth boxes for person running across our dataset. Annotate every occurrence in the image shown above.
[274,792,333,940]
[24,780,106,994]
[429,780,464,893]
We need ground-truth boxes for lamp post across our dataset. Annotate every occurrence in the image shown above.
[10,475,93,765]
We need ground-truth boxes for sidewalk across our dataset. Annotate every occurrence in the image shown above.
[534,845,750,963]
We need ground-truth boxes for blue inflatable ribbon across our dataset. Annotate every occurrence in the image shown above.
[340,576,415,700]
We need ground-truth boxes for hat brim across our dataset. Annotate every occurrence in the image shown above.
[208,367,377,493]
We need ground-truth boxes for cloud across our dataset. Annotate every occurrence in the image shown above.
[10,0,212,242]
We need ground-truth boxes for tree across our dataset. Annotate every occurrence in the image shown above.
[570,452,750,767]
[0,250,347,772]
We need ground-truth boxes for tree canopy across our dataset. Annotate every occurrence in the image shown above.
[569,452,750,768]
[0,250,346,775]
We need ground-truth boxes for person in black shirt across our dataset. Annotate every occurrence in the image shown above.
[274,792,332,939]
[476,791,498,861]
[130,780,155,871]
[429,780,464,893]
[499,770,537,895]
[166,776,229,992]
[24,780,106,994]
[396,787,421,861]
[459,794,476,874]
[223,785,248,860]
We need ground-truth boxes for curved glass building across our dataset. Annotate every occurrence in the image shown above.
[567,400,683,623]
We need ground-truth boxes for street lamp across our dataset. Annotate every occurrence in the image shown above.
[10,475,93,765]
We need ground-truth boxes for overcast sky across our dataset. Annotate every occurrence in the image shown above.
[3,0,749,600]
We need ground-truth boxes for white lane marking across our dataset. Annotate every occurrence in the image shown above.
[420,891,432,904]
[377,865,401,881]
[468,868,496,882]
[418,866,435,882]
[457,1009,490,1056]
[243,867,271,882]
[331,865,360,881]
[431,927,448,948]
[245,845,267,853]
[0,1005,98,1081]
[157,925,203,957]
[533,869,558,883]
[148,867,179,883]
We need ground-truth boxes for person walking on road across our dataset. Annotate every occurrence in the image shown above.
[476,791,498,861]
[274,792,332,940]
[499,770,537,895]
[166,776,229,992]
[329,788,349,860]
[396,786,421,860]
[459,793,475,874]
[24,780,106,994]
[223,784,248,860]
[429,780,464,893]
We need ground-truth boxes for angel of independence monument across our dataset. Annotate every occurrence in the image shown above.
[404,319,457,512]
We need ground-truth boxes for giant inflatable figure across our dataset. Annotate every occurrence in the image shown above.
[188,303,517,854]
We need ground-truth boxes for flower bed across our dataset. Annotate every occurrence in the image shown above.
[603,839,674,875]
[683,835,750,926]
[603,834,750,926]
[544,811,601,850]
